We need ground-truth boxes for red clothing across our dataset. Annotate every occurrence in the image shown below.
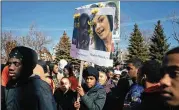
[68,76,78,91]
[1,66,9,86]
[144,85,162,93]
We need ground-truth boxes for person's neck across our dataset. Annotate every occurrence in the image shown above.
[103,32,112,52]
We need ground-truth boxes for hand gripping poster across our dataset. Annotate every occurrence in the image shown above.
[71,2,119,67]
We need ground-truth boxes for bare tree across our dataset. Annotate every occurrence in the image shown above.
[1,31,17,62]
[17,23,52,54]
[169,11,179,44]
[1,23,52,62]
[141,29,152,46]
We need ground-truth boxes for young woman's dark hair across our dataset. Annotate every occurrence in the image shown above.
[49,62,58,76]
[64,64,75,77]
[77,13,90,50]
[45,61,51,67]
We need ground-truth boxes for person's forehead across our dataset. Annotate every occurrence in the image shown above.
[8,58,21,62]
[108,71,113,74]
[54,65,58,67]
[127,63,134,67]
[93,15,105,21]
[87,76,95,78]
[99,71,106,75]
[163,53,179,67]
[61,78,70,83]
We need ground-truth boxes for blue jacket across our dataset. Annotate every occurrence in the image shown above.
[124,83,144,110]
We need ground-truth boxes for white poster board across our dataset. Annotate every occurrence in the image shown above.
[71,7,115,67]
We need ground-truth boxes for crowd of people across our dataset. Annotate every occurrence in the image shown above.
[1,46,179,110]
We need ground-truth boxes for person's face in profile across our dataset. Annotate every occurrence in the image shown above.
[99,71,107,85]
[107,71,114,79]
[8,58,22,80]
[93,15,111,40]
[160,53,179,106]
[63,68,69,76]
[127,63,138,78]
[53,65,59,74]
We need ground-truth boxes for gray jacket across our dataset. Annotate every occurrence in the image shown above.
[80,83,106,110]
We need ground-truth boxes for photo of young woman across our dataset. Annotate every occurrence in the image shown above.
[92,15,113,52]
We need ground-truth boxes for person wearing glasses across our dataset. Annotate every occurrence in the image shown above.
[4,46,57,110]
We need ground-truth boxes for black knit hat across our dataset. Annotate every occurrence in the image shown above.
[83,66,99,80]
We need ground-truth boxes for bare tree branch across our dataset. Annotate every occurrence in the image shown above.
[1,31,17,60]
[141,29,152,46]
[168,11,179,44]
[17,23,52,53]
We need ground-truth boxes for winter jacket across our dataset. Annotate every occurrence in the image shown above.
[4,75,57,110]
[116,76,134,110]
[80,83,106,110]
[1,85,6,110]
[54,88,77,110]
[103,79,119,110]
[124,83,144,110]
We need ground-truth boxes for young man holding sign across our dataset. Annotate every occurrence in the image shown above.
[74,66,106,110]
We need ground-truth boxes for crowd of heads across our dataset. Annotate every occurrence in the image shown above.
[1,46,179,110]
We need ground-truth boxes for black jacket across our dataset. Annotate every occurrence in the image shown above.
[103,79,119,110]
[1,85,6,110]
[137,86,170,110]
[116,77,134,110]
[54,88,77,110]
[5,75,57,110]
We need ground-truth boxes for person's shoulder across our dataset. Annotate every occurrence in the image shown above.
[29,75,51,92]
[95,84,106,93]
